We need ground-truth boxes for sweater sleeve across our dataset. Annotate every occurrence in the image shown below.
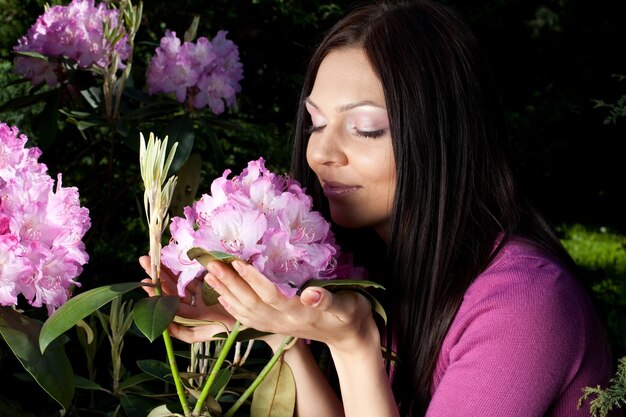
[426,255,596,417]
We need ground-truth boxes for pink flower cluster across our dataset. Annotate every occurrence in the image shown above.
[146,30,244,114]
[13,0,130,87]
[0,123,90,314]
[162,158,338,297]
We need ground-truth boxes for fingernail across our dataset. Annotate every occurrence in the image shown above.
[205,274,219,288]
[304,289,321,304]
[207,262,222,278]
[232,260,245,275]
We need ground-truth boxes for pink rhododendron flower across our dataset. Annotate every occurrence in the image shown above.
[161,158,339,297]
[13,0,130,86]
[146,30,243,114]
[0,122,90,314]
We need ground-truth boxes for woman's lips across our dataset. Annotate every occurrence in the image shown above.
[322,182,361,198]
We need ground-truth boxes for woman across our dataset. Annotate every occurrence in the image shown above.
[142,1,613,415]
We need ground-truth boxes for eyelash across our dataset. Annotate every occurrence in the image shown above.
[305,125,387,139]
[353,128,387,139]
[305,125,323,135]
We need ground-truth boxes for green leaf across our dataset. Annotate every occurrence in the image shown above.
[122,86,153,103]
[120,393,155,417]
[33,89,59,150]
[122,100,181,120]
[133,296,179,342]
[202,282,221,306]
[147,404,185,417]
[299,279,385,292]
[251,358,295,417]
[0,307,74,410]
[39,282,143,353]
[74,374,108,392]
[209,368,232,398]
[169,153,202,217]
[0,90,57,113]
[300,279,387,324]
[166,114,195,174]
[187,247,240,266]
[119,373,157,390]
[136,359,173,383]
[13,50,48,60]
[213,327,272,342]
[79,86,102,110]
[187,248,240,306]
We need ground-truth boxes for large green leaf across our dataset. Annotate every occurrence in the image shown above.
[133,296,179,342]
[0,89,58,113]
[147,404,185,417]
[213,327,272,342]
[120,393,156,417]
[0,307,74,410]
[187,247,240,266]
[201,282,221,306]
[166,114,195,174]
[119,373,157,390]
[251,358,295,417]
[299,279,385,292]
[187,248,240,306]
[169,153,202,217]
[33,89,59,150]
[122,100,181,120]
[39,282,143,353]
[136,359,173,383]
[74,374,108,392]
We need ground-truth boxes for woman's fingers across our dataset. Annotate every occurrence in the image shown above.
[300,287,328,309]
[168,322,230,344]
[230,260,286,308]
[141,278,157,296]
[206,261,267,308]
[138,255,200,302]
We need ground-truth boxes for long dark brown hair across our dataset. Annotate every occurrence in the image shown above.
[291,1,571,415]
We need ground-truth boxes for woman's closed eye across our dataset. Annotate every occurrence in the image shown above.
[305,124,325,135]
[352,127,387,139]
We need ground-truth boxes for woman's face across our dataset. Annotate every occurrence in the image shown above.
[305,47,396,237]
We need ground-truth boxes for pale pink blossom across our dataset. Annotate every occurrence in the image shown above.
[0,122,90,314]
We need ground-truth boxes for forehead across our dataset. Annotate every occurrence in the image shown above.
[309,47,385,107]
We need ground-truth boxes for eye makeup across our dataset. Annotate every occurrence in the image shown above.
[304,98,390,139]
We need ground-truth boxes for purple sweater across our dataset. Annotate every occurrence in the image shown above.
[427,239,613,416]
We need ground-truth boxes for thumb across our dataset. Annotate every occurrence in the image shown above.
[300,287,334,310]
[139,255,151,275]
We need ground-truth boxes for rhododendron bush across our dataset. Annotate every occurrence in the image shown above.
[0,122,90,314]
[13,0,130,87]
[147,30,243,113]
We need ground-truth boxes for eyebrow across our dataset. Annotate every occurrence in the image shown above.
[305,97,386,112]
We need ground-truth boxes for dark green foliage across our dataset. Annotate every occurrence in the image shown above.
[580,356,626,417]
[560,223,626,355]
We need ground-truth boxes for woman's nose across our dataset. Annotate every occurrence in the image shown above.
[306,125,348,167]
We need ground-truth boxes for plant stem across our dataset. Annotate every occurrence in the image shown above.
[150,277,192,416]
[163,329,192,416]
[224,336,295,417]
[193,321,242,416]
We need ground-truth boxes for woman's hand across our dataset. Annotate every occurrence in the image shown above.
[138,255,235,343]
[203,259,380,354]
